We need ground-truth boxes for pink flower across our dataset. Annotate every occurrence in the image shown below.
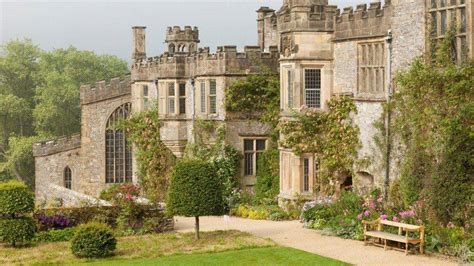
[464,224,470,230]
[393,216,399,222]
[377,197,383,203]
[357,214,363,221]
[399,210,416,219]
[369,201,376,209]
[364,210,370,217]
[380,214,388,220]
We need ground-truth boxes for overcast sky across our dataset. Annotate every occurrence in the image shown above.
[1,0,364,61]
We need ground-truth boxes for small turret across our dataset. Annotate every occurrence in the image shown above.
[165,26,200,55]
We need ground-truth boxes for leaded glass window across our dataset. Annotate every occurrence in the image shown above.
[304,69,321,108]
[209,80,217,114]
[105,103,132,184]
[243,138,266,176]
[64,167,72,189]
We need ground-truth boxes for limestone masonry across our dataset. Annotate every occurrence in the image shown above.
[34,0,473,206]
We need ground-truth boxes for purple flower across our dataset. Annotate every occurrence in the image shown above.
[380,214,388,220]
[399,210,416,219]
[364,210,370,217]
[357,214,363,221]
[393,216,399,222]
[369,201,376,209]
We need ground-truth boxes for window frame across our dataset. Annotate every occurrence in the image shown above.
[167,82,176,114]
[243,138,267,177]
[105,103,133,184]
[200,81,206,113]
[209,79,217,114]
[64,166,72,190]
[303,68,321,108]
[178,83,186,114]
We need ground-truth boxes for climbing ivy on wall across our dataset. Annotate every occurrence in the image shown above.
[279,96,361,195]
[380,26,474,226]
[224,67,280,142]
[119,108,175,202]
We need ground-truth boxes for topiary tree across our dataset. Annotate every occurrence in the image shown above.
[166,160,225,239]
[0,180,36,246]
[71,222,117,258]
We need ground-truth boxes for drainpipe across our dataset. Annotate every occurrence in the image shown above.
[190,77,196,141]
[384,30,393,200]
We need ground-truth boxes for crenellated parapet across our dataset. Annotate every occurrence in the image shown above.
[131,45,279,80]
[334,1,392,41]
[277,0,337,33]
[80,75,131,105]
[166,26,199,43]
[33,134,81,157]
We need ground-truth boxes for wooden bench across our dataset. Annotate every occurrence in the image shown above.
[362,218,425,255]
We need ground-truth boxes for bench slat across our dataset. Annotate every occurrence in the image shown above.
[365,231,420,244]
[380,220,421,230]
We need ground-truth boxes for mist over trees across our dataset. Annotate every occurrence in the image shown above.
[0,39,128,187]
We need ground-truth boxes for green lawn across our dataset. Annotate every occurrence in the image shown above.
[87,246,350,266]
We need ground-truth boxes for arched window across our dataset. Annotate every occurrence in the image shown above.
[169,43,175,54]
[64,167,72,189]
[105,103,132,183]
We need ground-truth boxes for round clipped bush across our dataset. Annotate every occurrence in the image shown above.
[0,180,34,215]
[0,217,36,246]
[71,222,117,258]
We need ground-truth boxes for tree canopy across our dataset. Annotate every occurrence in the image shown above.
[0,39,128,187]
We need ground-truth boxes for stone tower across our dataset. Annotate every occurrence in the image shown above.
[132,26,146,61]
[165,26,200,55]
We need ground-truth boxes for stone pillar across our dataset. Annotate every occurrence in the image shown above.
[132,26,146,60]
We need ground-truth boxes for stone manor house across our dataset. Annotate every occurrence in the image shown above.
[33,0,473,206]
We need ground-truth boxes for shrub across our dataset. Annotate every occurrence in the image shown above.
[0,217,36,246]
[36,213,72,230]
[34,228,76,243]
[254,149,279,204]
[166,160,225,239]
[71,222,117,258]
[0,180,34,215]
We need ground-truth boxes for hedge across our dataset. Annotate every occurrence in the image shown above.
[71,222,116,258]
[0,180,34,215]
[0,217,36,246]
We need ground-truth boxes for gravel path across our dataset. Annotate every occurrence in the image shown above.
[174,216,455,266]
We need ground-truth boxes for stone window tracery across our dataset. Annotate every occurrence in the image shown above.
[200,81,206,113]
[179,83,186,114]
[358,42,385,95]
[168,82,175,114]
[209,80,217,114]
[64,166,72,189]
[105,103,132,184]
[429,0,469,62]
[303,158,310,192]
[243,138,266,176]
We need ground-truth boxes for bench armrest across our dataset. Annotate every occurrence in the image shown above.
[362,219,380,225]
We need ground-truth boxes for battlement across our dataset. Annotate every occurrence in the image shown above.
[33,134,81,157]
[277,2,337,32]
[166,26,199,42]
[80,75,131,105]
[334,1,392,41]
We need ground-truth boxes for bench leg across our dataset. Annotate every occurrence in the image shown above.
[420,243,424,255]
[384,239,387,251]
[405,243,409,256]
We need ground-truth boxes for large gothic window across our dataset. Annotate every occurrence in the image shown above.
[105,103,132,184]
[64,167,72,189]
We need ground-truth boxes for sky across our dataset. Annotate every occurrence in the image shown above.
[1,0,364,61]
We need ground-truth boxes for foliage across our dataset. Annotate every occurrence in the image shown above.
[119,108,175,202]
[0,39,128,185]
[230,204,299,221]
[387,28,474,226]
[36,213,72,230]
[34,47,128,136]
[0,180,34,215]
[0,217,36,246]
[34,227,76,243]
[184,120,242,211]
[254,148,279,204]
[71,222,117,258]
[167,160,225,218]
[224,68,280,141]
[279,96,360,194]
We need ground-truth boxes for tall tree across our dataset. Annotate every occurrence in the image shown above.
[34,47,129,136]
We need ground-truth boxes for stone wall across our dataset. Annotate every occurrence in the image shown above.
[80,93,133,197]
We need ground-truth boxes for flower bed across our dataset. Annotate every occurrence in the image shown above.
[230,204,299,221]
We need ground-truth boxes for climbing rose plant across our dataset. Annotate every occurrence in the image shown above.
[119,108,175,202]
[279,96,360,194]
